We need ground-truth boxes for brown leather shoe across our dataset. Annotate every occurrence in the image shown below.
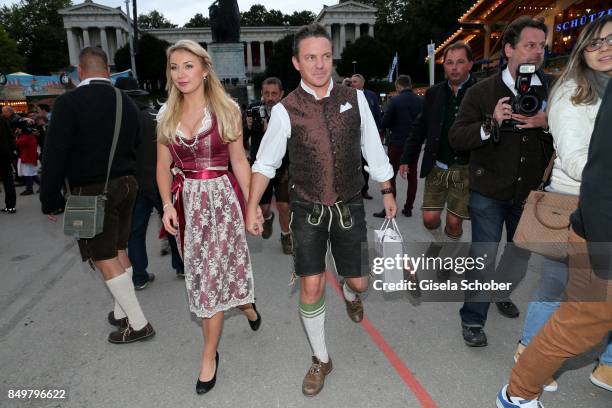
[302,356,333,396]
[108,322,155,344]
[345,295,364,323]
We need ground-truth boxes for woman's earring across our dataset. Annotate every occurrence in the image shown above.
[203,76,208,81]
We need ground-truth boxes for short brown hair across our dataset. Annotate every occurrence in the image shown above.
[79,46,108,72]
[293,24,332,57]
[262,77,283,90]
[502,16,548,59]
[443,41,473,62]
[396,74,412,89]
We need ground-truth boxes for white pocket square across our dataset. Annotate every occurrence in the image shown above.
[340,102,352,113]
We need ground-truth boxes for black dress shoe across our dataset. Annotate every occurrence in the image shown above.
[196,352,219,395]
[361,191,373,199]
[248,303,261,331]
[462,325,487,347]
[373,209,386,218]
[107,311,128,328]
[496,300,520,318]
[401,208,412,217]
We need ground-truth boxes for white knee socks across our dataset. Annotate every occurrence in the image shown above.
[299,296,329,363]
[106,270,147,330]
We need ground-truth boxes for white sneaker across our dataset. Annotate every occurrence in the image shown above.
[496,385,544,408]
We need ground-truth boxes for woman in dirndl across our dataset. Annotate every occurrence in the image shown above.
[156,39,262,395]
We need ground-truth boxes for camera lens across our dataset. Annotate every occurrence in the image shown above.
[519,94,539,115]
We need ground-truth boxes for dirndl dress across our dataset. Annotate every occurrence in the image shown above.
[166,112,254,318]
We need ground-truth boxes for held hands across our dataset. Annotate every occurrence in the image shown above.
[246,205,264,236]
[383,194,397,218]
[399,164,410,179]
[162,206,179,236]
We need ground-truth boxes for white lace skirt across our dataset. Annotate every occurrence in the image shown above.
[180,175,255,318]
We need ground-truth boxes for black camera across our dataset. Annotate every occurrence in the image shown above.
[246,104,266,121]
[511,63,542,116]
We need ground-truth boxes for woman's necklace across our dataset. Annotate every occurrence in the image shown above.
[177,107,210,153]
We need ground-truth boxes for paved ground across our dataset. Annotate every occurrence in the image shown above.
[1,177,610,408]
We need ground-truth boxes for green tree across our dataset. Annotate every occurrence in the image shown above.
[114,34,169,92]
[337,36,391,79]
[137,10,177,29]
[0,0,71,74]
[285,11,315,26]
[240,4,268,26]
[184,13,210,28]
[264,34,300,91]
[0,26,25,73]
[264,9,285,26]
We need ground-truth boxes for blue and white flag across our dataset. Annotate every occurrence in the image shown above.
[387,53,398,82]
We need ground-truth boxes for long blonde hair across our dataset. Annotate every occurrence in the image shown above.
[550,15,612,106]
[157,39,241,145]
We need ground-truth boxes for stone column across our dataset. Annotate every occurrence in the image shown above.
[259,42,266,71]
[65,28,79,66]
[246,41,253,73]
[100,27,110,57]
[339,24,346,54]
[83,27,91,47]
[355,24,361,40]
[115,27,124,49]
[368,24,374,38]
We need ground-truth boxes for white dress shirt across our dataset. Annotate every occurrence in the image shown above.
[77,77,111,87]
[252,80,394,183]
[480,67,543,140]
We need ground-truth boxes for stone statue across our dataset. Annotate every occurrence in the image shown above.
[209,0,240,43]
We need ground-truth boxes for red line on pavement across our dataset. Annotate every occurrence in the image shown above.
[325,270,438,408]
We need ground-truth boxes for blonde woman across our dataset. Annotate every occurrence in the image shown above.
[156,40,261,395]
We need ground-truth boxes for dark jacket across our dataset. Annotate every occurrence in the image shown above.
[400,76,477,177]
[449,72,553,203]
[40,81,140,213]
[0,117,16,158]
[134,101,158,191]
[571,80,612,279]
[381,89,423,147]
[363,88,382,129]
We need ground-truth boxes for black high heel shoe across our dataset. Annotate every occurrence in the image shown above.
[196,351,219,395]
[248,303,261,331]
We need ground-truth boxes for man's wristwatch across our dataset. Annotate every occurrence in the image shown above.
[380,187,395,195]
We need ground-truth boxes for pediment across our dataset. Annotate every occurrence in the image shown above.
[324,1,377,13]
[60,1,122,15]
[316,1,377,22]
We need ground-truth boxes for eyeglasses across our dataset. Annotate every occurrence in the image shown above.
[585,33,612,52]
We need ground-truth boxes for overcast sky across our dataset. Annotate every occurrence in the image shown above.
[0,0,334,26]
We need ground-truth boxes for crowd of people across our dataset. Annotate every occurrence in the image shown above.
[1,14,611,407]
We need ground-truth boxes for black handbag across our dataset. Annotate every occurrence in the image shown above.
[63,87,123,239]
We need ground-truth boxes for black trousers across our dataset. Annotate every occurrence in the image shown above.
[0,157,16,208]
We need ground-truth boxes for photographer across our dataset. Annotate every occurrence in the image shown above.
[449,16,554,348]
[244,77,292,254]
